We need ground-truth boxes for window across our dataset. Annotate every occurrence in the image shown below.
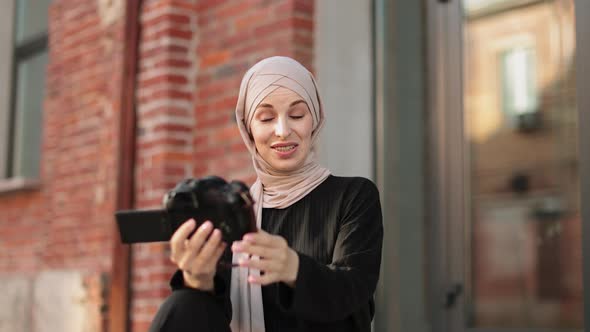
[501,47,540,131]
[0,0,51,184]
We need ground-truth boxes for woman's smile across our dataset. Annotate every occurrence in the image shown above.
[271,142,299,157]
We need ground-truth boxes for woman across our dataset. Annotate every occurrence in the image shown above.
[149,56,383,332]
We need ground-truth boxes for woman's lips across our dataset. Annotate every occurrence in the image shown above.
[272,144,298,158]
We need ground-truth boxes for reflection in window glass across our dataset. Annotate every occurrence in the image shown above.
[463,0,582,329]
[502,48,538,116]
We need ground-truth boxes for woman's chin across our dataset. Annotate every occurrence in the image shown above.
[269,159,305,173]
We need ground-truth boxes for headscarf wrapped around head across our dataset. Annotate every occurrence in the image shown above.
[230,56,331,332]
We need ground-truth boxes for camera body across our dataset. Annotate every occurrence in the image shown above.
[115,176,257,244]
[163,176,256,243]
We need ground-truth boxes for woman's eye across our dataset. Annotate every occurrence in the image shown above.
[260,118,274,122]
[290,115,304,119]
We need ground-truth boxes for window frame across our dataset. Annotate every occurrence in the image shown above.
[8,27,48,180]
[0,0,47,193]
[0,0,16,181]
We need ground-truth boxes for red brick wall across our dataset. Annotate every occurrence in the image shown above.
[0,0,314,330]
[132,0,315,330]
[0,0,127,330]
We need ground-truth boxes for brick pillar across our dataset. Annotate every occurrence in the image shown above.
[131,1,199,331]
[131,0,315,330]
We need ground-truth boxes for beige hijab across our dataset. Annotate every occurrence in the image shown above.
[231,56,331,332]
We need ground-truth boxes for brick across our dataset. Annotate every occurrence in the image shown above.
[200,50,231,68]
[138,137,190,150]
[143,0,197,14]
[142,106,191,119]
[234,13,262,31]
[222,29,255,48]
[153,58,192,69]
[196,0,226,12]
[143,13,191,27]
[196,73,213,85]
[275,0,294,15]
[196,113,231,129]
[194,133,211,146]
[139,74,189,87]
[216,2,255,20]
[152,123,194,134]
[294,31,313,48]
[233,40,276,57]
[254,17,294,36]
[197,79,236,100]
[151,89,193,101]
[212,95,238,109]
[150,152,193,166]
[194,148,227,161]
[293,16,313,30]
[213,125,242,142]
[141,44,189,59]
[230,141,248,153]
[294,0,314,14]
[144,27,193,41]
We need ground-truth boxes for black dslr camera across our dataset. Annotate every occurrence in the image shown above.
[115,176,257,245]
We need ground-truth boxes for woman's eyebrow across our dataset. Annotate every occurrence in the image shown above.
[256,100,306,109]
[290,100,306,107]
[256,103,273,109]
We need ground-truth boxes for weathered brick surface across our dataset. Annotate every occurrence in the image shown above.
[0,0,315,330]
[132,1,199,326]
[0,0,126,330]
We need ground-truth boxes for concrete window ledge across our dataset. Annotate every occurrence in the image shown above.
[0,177,41,195]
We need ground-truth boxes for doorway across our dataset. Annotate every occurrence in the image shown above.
[427,0,587,331]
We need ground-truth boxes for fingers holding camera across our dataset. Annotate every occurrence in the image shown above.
[184,227,224,271]
[179,221,213,264]
[169,219,196,263]
[169,219,227,291]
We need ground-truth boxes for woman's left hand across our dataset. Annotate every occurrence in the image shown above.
[231,229,299,287]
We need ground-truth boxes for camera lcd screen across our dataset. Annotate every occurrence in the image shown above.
[115,209,172,243]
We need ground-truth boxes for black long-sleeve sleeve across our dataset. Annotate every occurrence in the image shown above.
[261,176,383,331]
[277,180,382,320]
[148,250,233,332]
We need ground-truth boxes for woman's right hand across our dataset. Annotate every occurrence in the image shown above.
[169,219,227,291]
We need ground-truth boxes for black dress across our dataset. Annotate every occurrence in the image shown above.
[149,175,383,332]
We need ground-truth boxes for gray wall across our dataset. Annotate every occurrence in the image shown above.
[374,0,429,331]
[315,1,429,332]
[314,0,374,180]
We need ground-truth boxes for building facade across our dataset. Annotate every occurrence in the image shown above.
[0,1,588,332]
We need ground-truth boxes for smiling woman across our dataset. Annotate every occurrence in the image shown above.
[148,56,384,332]
[250,87,314,173]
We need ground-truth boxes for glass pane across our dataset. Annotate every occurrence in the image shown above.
[12,50,48,178]
[462,0,582,329]
[15,0,52,44]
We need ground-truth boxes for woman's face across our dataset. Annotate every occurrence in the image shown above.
[250,87,313,173]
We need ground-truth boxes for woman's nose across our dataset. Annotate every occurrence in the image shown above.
[274,118,291,138]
